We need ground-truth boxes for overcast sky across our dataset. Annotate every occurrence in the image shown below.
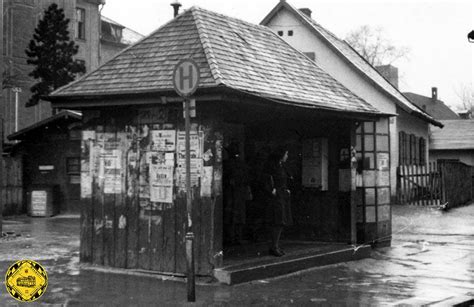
[102,0,473,110]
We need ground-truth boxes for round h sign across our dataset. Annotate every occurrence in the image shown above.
[173,59,200,97]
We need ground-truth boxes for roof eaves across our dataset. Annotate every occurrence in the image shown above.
[191,7,224,86]
[8,110,82,140]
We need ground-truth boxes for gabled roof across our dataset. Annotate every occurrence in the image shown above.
[8,110,82,141]
[101,16,144,45]
[261,0,442,127]
[49,7,385,117]
[403,92,460,120]
[430,120,474,150]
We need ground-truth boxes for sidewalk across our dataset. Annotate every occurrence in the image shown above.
[1,204,473,305]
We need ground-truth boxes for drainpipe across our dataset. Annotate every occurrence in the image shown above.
[98,0,106,66]
[12,87,21,133]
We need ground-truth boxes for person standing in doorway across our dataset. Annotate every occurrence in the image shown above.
[264,146,293,257]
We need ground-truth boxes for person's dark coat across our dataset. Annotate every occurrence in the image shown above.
[263,159,293,226]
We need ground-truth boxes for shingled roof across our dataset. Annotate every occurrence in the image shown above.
[49,6,383,116]
[430,120,474,150]
[260,1,442,127]
[403,92,460,120]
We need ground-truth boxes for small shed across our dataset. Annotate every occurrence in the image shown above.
[430,120,474,166]
[47,7,391,276]
[7,110,82,214]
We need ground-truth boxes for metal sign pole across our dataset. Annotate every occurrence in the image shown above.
[184,97,195,302]
[172,58,199,302]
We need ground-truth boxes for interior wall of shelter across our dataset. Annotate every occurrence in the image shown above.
[222,115,357,243]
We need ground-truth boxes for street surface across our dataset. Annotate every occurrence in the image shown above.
[0,204,473,306]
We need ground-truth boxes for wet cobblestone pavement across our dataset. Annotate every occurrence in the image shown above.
[1,204,473,306]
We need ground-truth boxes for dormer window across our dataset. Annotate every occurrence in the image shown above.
[101,20,124,43]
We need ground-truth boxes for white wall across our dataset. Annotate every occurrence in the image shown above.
[266,9,431,196]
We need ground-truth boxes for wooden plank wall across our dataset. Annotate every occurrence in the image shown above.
[439,161,473,208]
[80,108,222,276]
[0,155,23,215]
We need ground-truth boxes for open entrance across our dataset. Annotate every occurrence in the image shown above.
[219,100,357,266]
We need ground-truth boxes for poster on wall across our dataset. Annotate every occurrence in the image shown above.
[99,133,126,194]
[81,130,95,198]
[176,159,203,191]
[149,152,174,203]
[302,138,328,190]
[177,131,203,160]
[377,153,390,171]
[81,161,92,198]
[104,170,122,194]
[151,130,176,152]
[201,166,213,197]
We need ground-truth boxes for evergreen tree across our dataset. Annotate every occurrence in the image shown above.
[25,3,85,107]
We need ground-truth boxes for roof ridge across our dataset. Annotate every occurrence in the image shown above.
[191,7,224,85]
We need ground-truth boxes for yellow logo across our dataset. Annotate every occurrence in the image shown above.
[5,260,48,302]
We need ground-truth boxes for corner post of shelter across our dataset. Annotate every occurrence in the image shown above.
[350,120,358,245]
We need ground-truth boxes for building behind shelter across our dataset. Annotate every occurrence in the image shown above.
[430,120,474,166]
[0,0,142,215]
[404,88,460,120]
[0,0,143,142]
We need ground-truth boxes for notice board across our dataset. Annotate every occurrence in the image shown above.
[302,138,328,190]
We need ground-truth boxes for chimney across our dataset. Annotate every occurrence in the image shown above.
[299,8,312,18]
[375,64,399,89]
[431,87,438,101]
[170,1,182,18]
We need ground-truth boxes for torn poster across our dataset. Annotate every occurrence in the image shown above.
[177,131,203,160]
[150,156,174,203]
[176,159,203,190]
[151,130,176,152]
[200,166,213,197]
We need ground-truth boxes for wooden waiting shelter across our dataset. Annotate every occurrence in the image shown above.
[47,7,392,281]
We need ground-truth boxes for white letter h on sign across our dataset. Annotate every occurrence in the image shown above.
[179,65,194,91]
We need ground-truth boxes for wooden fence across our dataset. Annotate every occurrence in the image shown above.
[398,161,473,208]
[397,162,442,206]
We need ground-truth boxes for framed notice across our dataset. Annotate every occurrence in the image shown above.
[302,138,328,190]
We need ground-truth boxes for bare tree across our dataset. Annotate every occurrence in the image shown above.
[454,83,474,112]
[345,25,409,66]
